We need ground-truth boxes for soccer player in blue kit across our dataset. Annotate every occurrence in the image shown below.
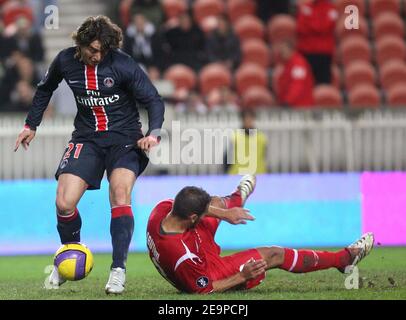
[14,16,165,294]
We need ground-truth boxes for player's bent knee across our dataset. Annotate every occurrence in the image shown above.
[55,197,77,215]
[267,246,285,266]
[258,246,285,268]
[110,186,131,207]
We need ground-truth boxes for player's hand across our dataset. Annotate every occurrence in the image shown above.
[240,259,267,281]
[223,207,255,225]
[14,126,36,152]
[137,135,159,152]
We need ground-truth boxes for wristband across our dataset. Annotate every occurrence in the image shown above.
[24,124,36,131]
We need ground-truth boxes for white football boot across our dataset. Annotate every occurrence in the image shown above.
[105,267,126,294]
[45,266,66,289]
[340,232,374,273]
[237,174,256,206]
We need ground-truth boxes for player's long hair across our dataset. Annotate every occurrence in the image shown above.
[173,187,211,220]
[72,15,123,58]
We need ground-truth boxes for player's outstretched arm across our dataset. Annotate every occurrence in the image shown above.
[211,259,267,293]
[206,206,255,225]
[14,126,36,152]
[16,50,63,152]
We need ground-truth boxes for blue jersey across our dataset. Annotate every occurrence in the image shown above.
[25,47,165,143]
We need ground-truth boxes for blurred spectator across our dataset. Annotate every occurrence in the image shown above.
[123,14,155,67]
[150,25,172,71]
[10,79,34,110]
[207,87,239,112]
[296,0,337,84]
[256,0,291,24]
[0,19,18,60]
[119,0,163,28]
[0,59,6,106]
[206,15,241,70]
[7,15,45,62]
[175,90,208,114]
[0,50,39,111]
[275,40,315,108]
[225,109,268,175]
[165,13,206,71]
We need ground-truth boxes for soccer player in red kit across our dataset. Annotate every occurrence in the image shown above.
[147,175,374,293]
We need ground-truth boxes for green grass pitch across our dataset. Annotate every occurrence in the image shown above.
[0,247,405,300]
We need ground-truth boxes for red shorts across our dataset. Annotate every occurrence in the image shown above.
[211,249,266,290]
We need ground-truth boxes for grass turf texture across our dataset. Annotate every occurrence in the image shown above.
[0,247,405,300]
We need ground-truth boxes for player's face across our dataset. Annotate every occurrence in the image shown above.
[81,40,104,66]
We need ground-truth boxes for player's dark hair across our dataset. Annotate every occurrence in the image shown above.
[72,15,122,57]
[172,187,211,219]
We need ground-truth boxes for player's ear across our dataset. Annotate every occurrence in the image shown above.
[190,213,199,225]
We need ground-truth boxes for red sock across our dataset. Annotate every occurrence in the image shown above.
[222,190,242,208]
[111,205,133,218]
[280,248,352,273]
[57,208,79,222]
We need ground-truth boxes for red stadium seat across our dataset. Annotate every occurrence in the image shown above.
[379,59,406,89]
[267,14,296,44]
[386,82,406,107]
[373,12,404,40]
[375,36,406,67]
[348,84,381,108]
[335,0,366,17]
[339,35,371,66]
[162,0,187,19]
[235,63,268,95]
[369,0,401,18]
[344,61,376,90]
[233,15,265,42]
[314,85,343,108]
[163,64,197,90]
[335,15,369,39]
[193,0,225,24]
[227,0,257,23]
[241,39,271,68]
[199,63,232,95]
[241,86,275,109]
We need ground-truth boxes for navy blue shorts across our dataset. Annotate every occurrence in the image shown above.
[55,139,149,190]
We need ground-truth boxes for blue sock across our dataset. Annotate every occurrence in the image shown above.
[110,206,134,269]
[57,208,82,243]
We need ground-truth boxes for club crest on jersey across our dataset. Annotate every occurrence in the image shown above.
[103,77,114,88]
[196,276,209,288]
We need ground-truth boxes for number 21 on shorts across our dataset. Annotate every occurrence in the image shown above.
[63,143,83,159]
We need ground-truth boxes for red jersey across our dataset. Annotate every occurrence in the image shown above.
[277,52,315,108]
[146,200,266,293]
[147,200,222,293]
[296,0,338,55]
